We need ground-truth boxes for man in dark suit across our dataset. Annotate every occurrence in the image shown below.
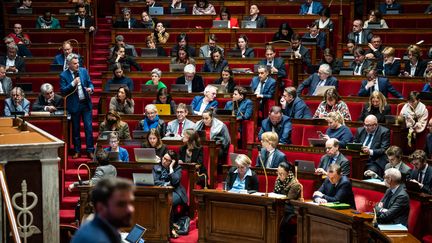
[297,63,338,96]
[365,35,384,61]
[358,68,403,98]
[286,34,312,72]
[250,65,276,100]
[347,19,373,45]
[68,4,95,32]
[354,115,390,178]
[379,0,402,14]
[425,118,432,159]
[32,83,64,112]
[350,47,372,76]
[60,53,94,159]
[257,45,286,78]
[258,106,292,144]
[302,22,326,50]
[375,168,409,226]
[53,41,84,71]
[169,0,188,14]
[408,150,432,194]
[244,4,267,28]
[175,64,204,93]
[365,146,412,181]
[316,138,350,176]
[313,163,356,209]
[0,44,26,73]
[280,87,312,118]
[0,65,12,95]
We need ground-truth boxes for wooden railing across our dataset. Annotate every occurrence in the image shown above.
[0,164,21,243]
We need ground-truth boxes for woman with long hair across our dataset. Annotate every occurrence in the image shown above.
[179,128,207,187]
[151,22,170,44]
[272,22,294,42]
[99,110,131,139]
[313,88,352,121]
[108,46,142,71]
[171,46,196,65]
[202,49,228,73]
[358,91,391,123]
[213,67,236,93]
[153,88,176,115]
[144,128,168,159]
[106,64,134,91]
[233,34,254,58]
[109,86,134,114]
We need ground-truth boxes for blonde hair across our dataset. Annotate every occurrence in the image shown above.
[261,132,279,148]
[368,91,387,113]
[382,46,395,57]
[326,111,344,125]
[235,154,252,167]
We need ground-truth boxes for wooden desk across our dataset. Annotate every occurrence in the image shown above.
[78,185,173,243]
[194,189,287,243]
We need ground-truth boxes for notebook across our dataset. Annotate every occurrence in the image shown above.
[141,84,158,92]
[140,48,158,57]
[321,202,351,210]
[213,20,229,29]
[125,224,147,243]
[241,20,257,29]
[132,173,155,185]
[169,63,186,72]
[134,148,158,163]
[132,130,148,139]
[108,151,120,162]
[149,6,164,16]
[170,84,188,92]
[346,143,363,151]
[295,160,316,173]
[314,85,335,96]
[308,138,326,147]
[154,104,171,115]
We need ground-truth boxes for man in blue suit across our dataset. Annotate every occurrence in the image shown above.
[60,53,94,159]
[258,106,292,144]
[358,68,403,98]
[302,22,327,50]
[299,0,323,15]
[250,65,276,99]
[379,0,402,14]
[53,41,83,71]
[297,63,338,96]
[280,87,312,118]
[257,45,286,78]
[191,85,218,115]
[256,131,287,168]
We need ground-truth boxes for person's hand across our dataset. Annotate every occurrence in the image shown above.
[409,179,421,186]
[321,134,330,140]
[115,55,121,62]
[6,66,17,73]
[280,97,286,108]
[155,155,161,164]
[68,183,75,192]
[401,71,410,77]
[294,52,302,58]
[271,66,278,74]
[313,191,324,198]
[315,168,327,175]
[364,170,378,178]
[256,94,263,98]
[368,43,377,52]
[46,106,57,112]
[365,80,375,89]
[169,160,176,169]
[361,146,370,154]
[73,76,80,86]
[195,164,201,170]
[86,87,93,94]
[89,26,95,32]
[159,27,165,34]
[315,198,327,204]
[365,53,375,59]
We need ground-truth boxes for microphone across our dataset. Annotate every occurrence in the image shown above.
[256,144,269,197]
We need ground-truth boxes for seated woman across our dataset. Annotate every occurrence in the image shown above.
[233,35,254,58]
[135,11,155,29]
[191,85,218,115]
[214,7,239,28]
[358,91,391,123]
[179,128,207,187]
[256,132,288,168]
[423,72,432,92]
[378,46,400,76]
[145,68,167,90]
[144,128,168,159]
[202,49,228,73]
[146,35,166,56]
[153,88,176,115]
[109,86,134,115]
[104,132,129,162]
[313,88,352,121]
[363,9,388,29]
[272,22,294,42]
[108,46,142,72]
[274,162,303,243]
[224,86,253,120]
[225,154,258,192]
[152,150,187,238]
[400,91,429,145]
[151,22,170,45]
[213,67,236,93]
[106,64,134,91]
[319,48,342,75]
[314,8,334,33]
[18,0,32,9]
[170,46,196,65]
[171,33,196,57]
[36,11,61,29]
[192,0,216,15]
[321,112,353,148]
[99,110,131,139]
[137,104,166,136]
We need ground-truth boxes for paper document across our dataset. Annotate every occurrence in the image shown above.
[378,224,408,231]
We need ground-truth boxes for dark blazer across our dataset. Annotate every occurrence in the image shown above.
[113,17,137,29]
[318,59,343,74]
[374,186,409,226]
[384,162,412,181]
[53,53,84,68]
[59,67,94,113]
[302,32,327,50]
[191,96,218,114]
[358,103,391,123]
[283,97,312,119]
[108,56,142,72]
[378,59,401,76]
[358,77,403,98]
[286,45,312,68]
[315,176,356,209]
[403,60,427,77]
[225,166,259,191]
[410,165,432,194]
[347,30,373,44]
[68,15,94,28]
[379,2,402,14]
[32,93,64,111]
[256,148,287,168]
[299,1,323,15]
[0,56,26,72]
[250,76,276,99]
[258,57,287,78]
[224,99,253,120]
[425,134,432,159]
[318,153,350,176]
[179,145,206,174]
[169,3,188,14]
[175,75,205,93]
[244,15,267,28]
[350,59,372,75]
[258,115,292,144]
[71,215,121,243]
[153,164,188,205]
[213,78,235,93]
[202,59,228,73]
[297,73,339,96]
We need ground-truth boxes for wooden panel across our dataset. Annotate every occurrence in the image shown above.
[308,215,351,243]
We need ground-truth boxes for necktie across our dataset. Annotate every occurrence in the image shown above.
[354,33,360,44]
[80,18,85,28]
[74,72,85,100]
[355,64,361,74]
[418,171,423,183]
[0,83,4,94]
[178,122,183,136]
[260,81,265,94]
[364,134,373,147]
[383,190,393,208]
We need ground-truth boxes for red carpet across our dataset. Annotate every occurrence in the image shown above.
[170,218,198,243]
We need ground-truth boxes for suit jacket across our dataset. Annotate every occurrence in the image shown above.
[244,15,267,28]
[353,125,390,171]
[169,3,188,14]
[347,30,373,44]
[175,75,205,92]
[72,164,117,187]
[258,57,287,78]
[199,45,224,58]
[250,76,276,99]
[68,15,94,28]
[226,166,259,191]
[379,2,402,14]
[191,96,218,114]
[4,98,30,116]
[318,153,350,176]
[375,185,409,226]
[302,32,327,50]
[53,53,84,68]
[283,97,312,118]
[99,121,131,140]
[358,77,403,98]
[299,1,323,15]
[404,60,427,77]
[179,145,206,174]
[410,165,432,194]
[286,45,312,68]
[0,56,26,72]
[202,59,228,73]
[232,47,255,58]
[71,215,121,243]
[378,59,401,76]
[350,59,372,75]
[0,77,12,95]
[384,162,412,181]
[32,93,64,111]
[297,73,339,96]
[256,148,287,168]
[153,164,188,205]
[318,58,343,74]
[315,176,356,209]
[166,118,195,136]
[425,133,432,159]
[224,99,253,120]
[258,115,292,144]
[60,67,94,113]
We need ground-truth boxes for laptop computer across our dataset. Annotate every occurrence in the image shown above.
[108,151,120,162]
[134,148,158,163]
[149,6,164,16]
[384,115,397,124]
[239,86,253,93]
[212,84,227,94]
[50,64,64,72]
[16,83,32,92]
[386,8,400,14]
[170,8,186,14]
[346,143,363,151]
[213,20,229,29]
[59,8,76,15]
[241,20,257,29]
[231,68,252,74]
[132,130,148,139]
[108,83,125,92]
[141,84,158,93]
[314,85,335,96]
[227,49,242,58]
[170,84,188,92]
[308,138,326,147]
[125,224,147,243]
[16,8,33,14]
[295,160,316,173]
[339,67,354,76]
[154,104,171,115]
[342,53,354,60]
[132,173,155,185]
[215,109,233,116]
[125,48,134,57]
[140,48,158,57]
[169,64,185,72]
[366,22,381,29]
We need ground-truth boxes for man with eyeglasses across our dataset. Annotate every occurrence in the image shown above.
[296,63,338,96]
[166,103,195,137]
[350,47,372,76]
[358,67,403,98]
[32,83,64,112]
[408,150,432,194]
[354,115,390,178]
[4,86,30,116]
[316,138,350,176]
[175,64,204,93]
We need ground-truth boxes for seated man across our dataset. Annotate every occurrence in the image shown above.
[347,20,373,45]
[286,33,312,72]
[199,34,224,58]
[374,168,409,226]
[7,23,31,47]
[257,45,286,79]
[175,64,204,93]
[256,131,287,168]
[109,35,138,58]
[313,163,356,209]
[53,40,84,71]
[316,138,350,176]
[408,150,432,194]
[365,146,411,181]
[68,4,95,32]
[425,118,432,159]
[280,87,312,118]
[355,115,390,178]
[299,0,323,15]
[4,87,30,116]
[0,65,12,95]
[358,67,403,98]
[258,106,292,145]
[113,8,137,29]
[250,65,276,104]
[379,0,402,14]
[169,0,188,14]
[365,35,384,61]
[36,11,61,29]
[244,4,267,28]
[302,22,326,50]
[32,83,64,112]
[0,44,26,73]
[191,85,218,115]
[351,47,372,76]
[166,103,195,137]
[4,36,31,57]
[296,63,338,96]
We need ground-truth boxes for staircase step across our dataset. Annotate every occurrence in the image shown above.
[61,196,80,208]
[60,209,76,224]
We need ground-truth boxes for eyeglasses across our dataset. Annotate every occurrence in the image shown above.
[364,124,377,127]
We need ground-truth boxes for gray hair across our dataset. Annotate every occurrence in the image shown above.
[204,85,217,93]
[145,104,157,113]
[184,64,196,73]
[151,68,162,78]
[257,64,269,73]
[10,87,25,97]
[40,83,53,94]
[319,63,332,75]
[3,37,14,43]
[7,44,18,51]
[384,168,402,184]
[66,53,79,64]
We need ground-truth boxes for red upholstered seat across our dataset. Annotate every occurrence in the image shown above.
[241,120,255,147]
[291,124,304,146]
[338,80,362,96]
[408,199,421,236]
[352,186,384,213]
[298,179,315,200]
[301,125,327,147]
[257,173,277,193]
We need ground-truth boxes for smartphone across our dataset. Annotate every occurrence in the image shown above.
[317,131,323,137]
